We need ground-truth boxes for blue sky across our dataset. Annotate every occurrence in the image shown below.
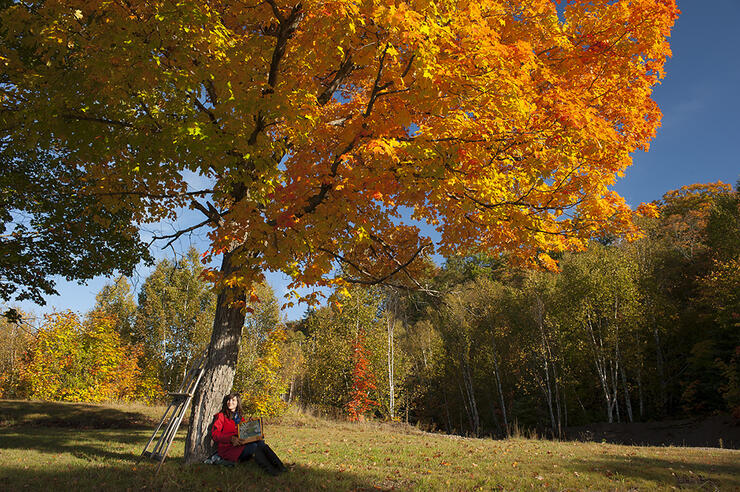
[11,0,739,323]
[612,0,739,205]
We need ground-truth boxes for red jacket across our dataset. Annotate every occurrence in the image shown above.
[211,412,245,462]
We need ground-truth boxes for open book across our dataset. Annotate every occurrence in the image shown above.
[238,418,264,444]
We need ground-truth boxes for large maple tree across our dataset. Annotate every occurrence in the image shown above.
[1,0,677,461]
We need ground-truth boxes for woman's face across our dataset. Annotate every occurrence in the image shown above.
[227,396,238,412]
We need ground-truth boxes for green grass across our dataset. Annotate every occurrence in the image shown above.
[0,400,737,491]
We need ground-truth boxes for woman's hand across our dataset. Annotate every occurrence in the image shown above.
[230,436,241,446]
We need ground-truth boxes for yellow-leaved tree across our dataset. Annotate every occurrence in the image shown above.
[242,326,289,417]
[1,0,678,461]
[20,311,163,403]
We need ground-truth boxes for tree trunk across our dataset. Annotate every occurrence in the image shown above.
[441,383,452,433]
[586,313,614,423]
[486,387,502,436]
[460,355,480,436]
[490,333,508,434]
[534,296,558,436]
[387,315,395,419]
[653,324,667,415]
[620,364,633,423]
[539,331,556,436]
[184,251,246,464]
[552,359,563,438]
[637,364,644,420]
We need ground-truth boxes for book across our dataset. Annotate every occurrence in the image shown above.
[238,418,264,444]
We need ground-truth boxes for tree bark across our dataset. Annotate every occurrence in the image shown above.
[184,250,246,463]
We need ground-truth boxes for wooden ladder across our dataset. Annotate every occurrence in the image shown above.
[139,351,207,475]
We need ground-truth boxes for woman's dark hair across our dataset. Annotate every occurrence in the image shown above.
[221,392,244,419]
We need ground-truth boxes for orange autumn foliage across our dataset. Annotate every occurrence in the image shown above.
[346,332,378,421]
[2,1,680,455]
[1,0,679,298]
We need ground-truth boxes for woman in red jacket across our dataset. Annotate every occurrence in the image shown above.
[211,393,286,475]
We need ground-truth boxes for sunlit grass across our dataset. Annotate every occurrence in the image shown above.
[0,400,737,490]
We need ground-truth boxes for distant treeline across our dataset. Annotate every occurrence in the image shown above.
[1,181,738,437]
[293,181,739,435]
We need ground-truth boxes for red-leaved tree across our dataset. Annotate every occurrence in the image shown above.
[346,331,378,421]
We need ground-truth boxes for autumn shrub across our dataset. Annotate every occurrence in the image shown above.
[18,311,163,403]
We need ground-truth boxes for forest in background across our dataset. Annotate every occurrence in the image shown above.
[1,180,738,438]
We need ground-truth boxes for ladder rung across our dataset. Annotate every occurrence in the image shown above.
[167,392,192,398]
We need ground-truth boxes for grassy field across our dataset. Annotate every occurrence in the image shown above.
[0,400,737,491]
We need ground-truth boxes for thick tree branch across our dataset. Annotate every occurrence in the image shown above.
[317,54,355,105]
[189,90,221,130]
[89,189,213,199]
[364,44,391,117]
[190,199,225,227]
[299,134,363,217]
[266,3,303,91]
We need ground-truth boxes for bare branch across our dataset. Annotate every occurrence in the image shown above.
[152,217,213,249]
[319,240,430,288]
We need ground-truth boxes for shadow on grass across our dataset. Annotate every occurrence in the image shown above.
[0,427,152,463]
[0,400,158,429]
[562,415,740,449]
[567,452,740,490]
[0,459,397,491]
[0,404,404,491]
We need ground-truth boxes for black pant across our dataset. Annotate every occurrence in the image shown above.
[239,440,286,475]
[238,439,266,461]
